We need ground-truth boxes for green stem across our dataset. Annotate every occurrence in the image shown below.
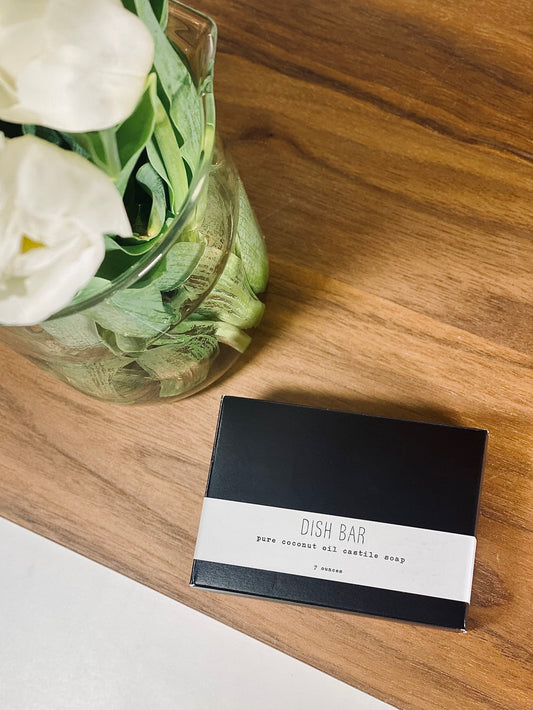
[98,128,122,180]
[69,128,122,180]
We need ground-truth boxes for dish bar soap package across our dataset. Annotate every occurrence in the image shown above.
[191,397,487,630]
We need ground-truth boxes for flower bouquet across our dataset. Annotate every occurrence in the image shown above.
[0,0,268,403]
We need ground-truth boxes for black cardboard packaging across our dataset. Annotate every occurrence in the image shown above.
[190,397,487,629]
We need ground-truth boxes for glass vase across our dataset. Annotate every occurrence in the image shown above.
[0,1,268,405]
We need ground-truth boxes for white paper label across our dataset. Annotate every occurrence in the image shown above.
[194,499,477,602]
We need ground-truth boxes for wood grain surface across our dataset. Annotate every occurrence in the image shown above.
[1,1,532,708]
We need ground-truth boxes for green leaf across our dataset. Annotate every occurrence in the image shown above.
[85,283,174,338]
[23,124,92,162]
[132,0,203,173]
[152,95,189,212]
[0,120,23,138]
[104,235,158,256]
[122,0,167,27]
[69,276,111,308]
[98,326,154,356]
[195,252,265,329]
[22,124,62,146]
[136,162,167,238]
[162,318,251,353]
[165,245,228,319]
[60,132,92,160]
[213,321,251,353]
[234,179,269,294]
[96,327,124,356]
[115,333,155,354]
[146,135,170,190]
[96,247,142,282]
[150,241,204,292]
[114,73,158,195]
[136,336,219,397]
[99,236,169,289]
[48,355,135,401]
[151,0,168,27]
[72,128,121,179]
[40,313,105,351]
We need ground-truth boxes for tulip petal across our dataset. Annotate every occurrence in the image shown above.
[0,134,132,325]
[0,0,154,131]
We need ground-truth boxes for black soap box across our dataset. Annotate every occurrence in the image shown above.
[190,397,487,630]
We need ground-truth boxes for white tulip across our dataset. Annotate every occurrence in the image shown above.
[0,0,154,132]
[0,133,132,325]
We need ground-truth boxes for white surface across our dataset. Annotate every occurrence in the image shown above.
[0,517,397,710]
[194,498,476,602]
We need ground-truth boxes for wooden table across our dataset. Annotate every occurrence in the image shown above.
[1,1,532,708]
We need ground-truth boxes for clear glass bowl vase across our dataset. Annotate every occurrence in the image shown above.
[0,1,268,405]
